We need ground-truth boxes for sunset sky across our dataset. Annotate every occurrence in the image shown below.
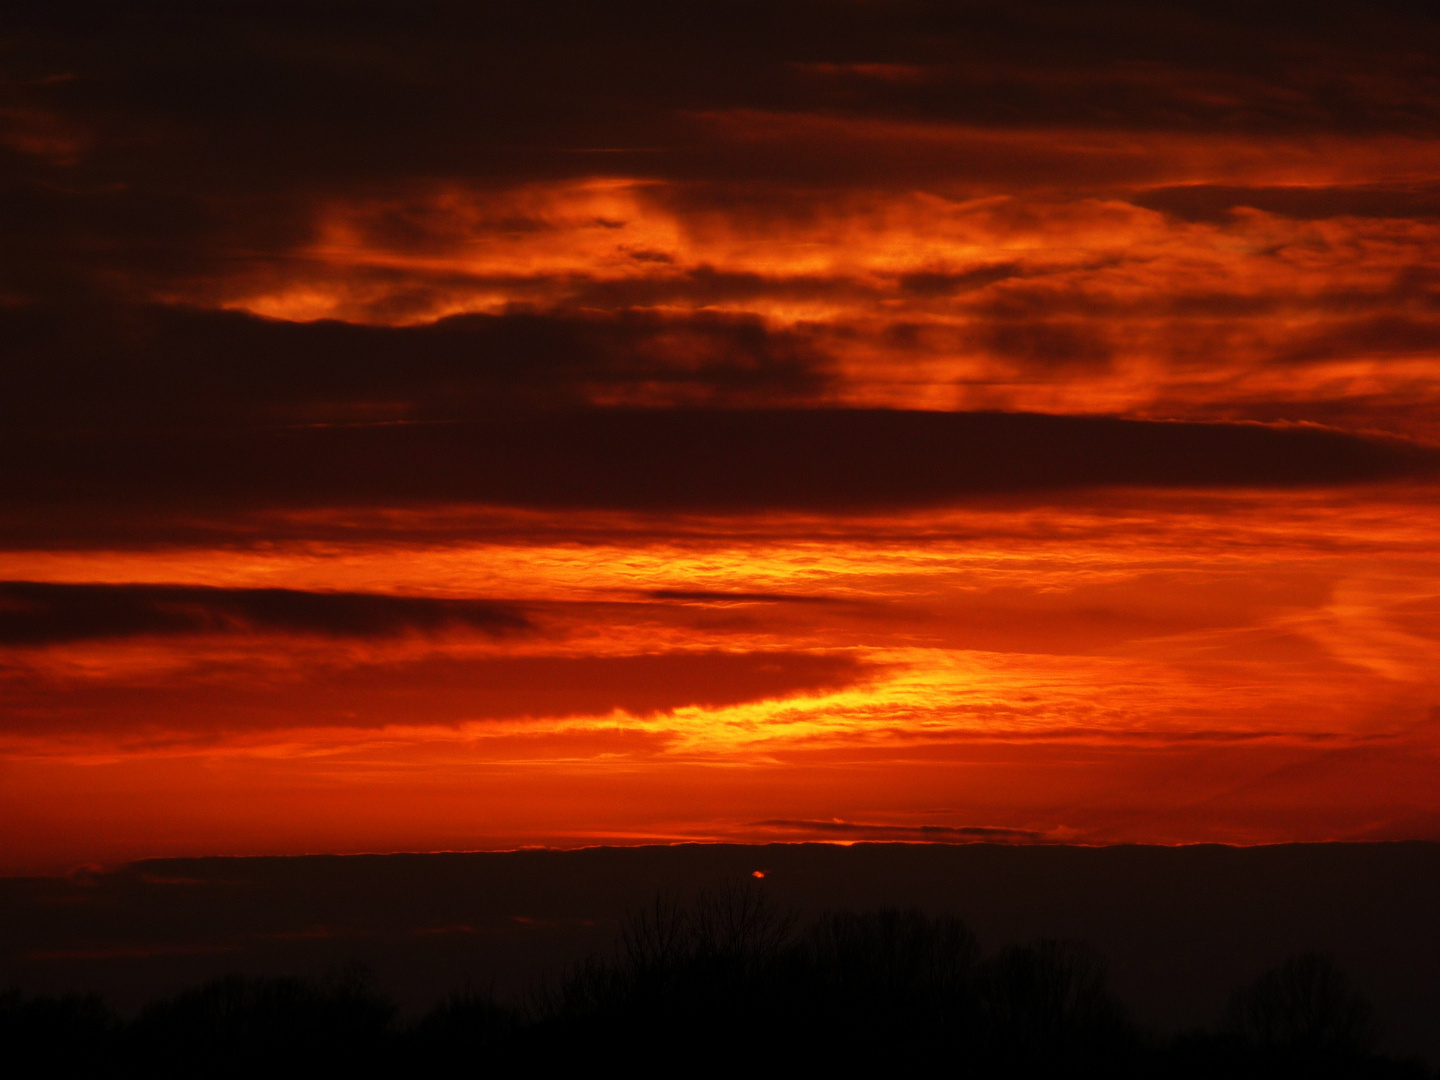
[3,1,1440,873]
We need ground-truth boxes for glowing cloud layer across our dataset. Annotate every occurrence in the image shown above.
[3,1,1439,870]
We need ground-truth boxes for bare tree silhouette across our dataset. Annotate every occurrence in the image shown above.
[1226,952,1380,1059]
[690,877,797,977]
[979,938,1130,1067]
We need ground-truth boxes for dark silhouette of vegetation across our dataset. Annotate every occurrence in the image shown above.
[126,969,394,1075]
[1,882,1432,1076]
[978,937,1134,1071]
[1226,951,1380,1058]
[0,988,115,1070]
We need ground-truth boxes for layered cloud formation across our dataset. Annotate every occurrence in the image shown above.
[3,1,1439,869]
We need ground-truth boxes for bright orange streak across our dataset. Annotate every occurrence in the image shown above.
[3,487,1438,871]
[9,111,1440,870]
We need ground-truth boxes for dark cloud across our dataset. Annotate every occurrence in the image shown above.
[0,303,832,431]
[3,411,1432,527]
[955,272,1440,329]
[1173,395,1440,439]
[644,590,840,606]
[6,2,1440,299]
[1279,316,1440,364]
[0,582,529,646]
[750,819,1046,841]
[975,319,1113,369]
[0,650,874,733]
[565,266,877,312]
[897,264,1024,298]
[2,2,1438,544]
[1133,183,1440,223]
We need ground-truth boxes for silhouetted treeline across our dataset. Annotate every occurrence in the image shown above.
[1,883,1430,1077]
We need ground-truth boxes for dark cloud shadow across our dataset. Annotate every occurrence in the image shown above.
[1134,182,1440,223]
[0,582,529,645]
[1,303,833,430]
[3,411,1433,524]
[7,2,1440,300]
[644,589,839,604]
[749,819,1047,842]
[0,650,876,734]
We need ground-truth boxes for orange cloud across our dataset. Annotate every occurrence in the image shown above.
[6,0,1440,870]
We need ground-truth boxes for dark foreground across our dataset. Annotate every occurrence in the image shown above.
[3,843,1439,1072]
[1,888,1430,1077]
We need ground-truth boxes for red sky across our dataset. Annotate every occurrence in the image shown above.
[3,1,1440,872]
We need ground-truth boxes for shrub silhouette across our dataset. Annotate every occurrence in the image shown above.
[126,971,396,1074]
[0,988,116,1066]
[405,986,518,1068]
